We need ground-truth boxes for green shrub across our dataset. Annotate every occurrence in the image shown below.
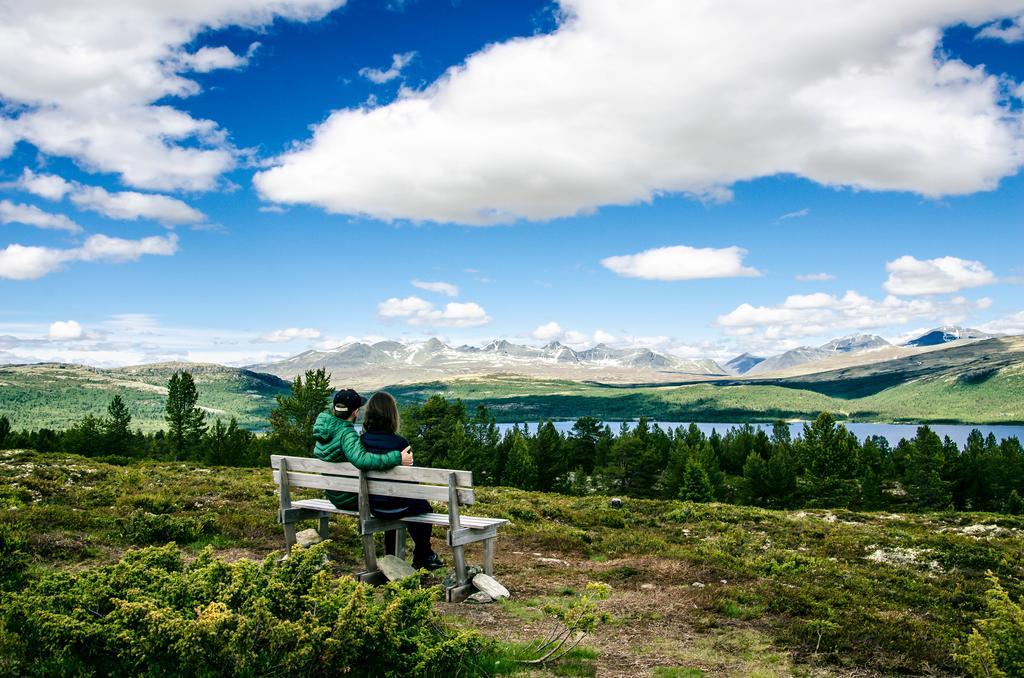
[0,523,27,589]
[117,510,216,545]
[0,542,482,676]
[956,573,1024,677]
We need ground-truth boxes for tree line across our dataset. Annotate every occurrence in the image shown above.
[1,368,1021,513]
[399,394,1024,514]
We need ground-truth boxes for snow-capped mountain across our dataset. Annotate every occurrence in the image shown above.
[745,334,891,376]
[905,326,992,347]
[248,338,728,385]
[819,334,891,353]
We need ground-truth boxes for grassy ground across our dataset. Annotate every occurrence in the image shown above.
[3,450,1023,676]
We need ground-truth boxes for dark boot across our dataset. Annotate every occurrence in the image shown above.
[413,552,445,571]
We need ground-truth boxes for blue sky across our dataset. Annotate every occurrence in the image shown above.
[0,0,1022,366]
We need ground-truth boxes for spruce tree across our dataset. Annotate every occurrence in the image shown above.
[905,426,952,509]
[0,415,9,449]
[268,368,332,456]
[680,459,714,502]
[104,395,132,455]
[504,433,537,490]
[1007,490,1024,516]
[533,420,565,491]
[165,371,206,459]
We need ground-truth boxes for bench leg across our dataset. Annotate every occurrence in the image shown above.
[362,533,378,572]
[483,538,495,576]
[318,515,330,541]
[395,526,407,560]
[452,545,468,586]
[282,522,297,557]
[445,583,475,603]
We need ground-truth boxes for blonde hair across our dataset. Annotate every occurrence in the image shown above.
[363,391,400,434]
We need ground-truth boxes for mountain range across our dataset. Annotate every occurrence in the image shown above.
[248,338,727,387]
[248,326,995,387]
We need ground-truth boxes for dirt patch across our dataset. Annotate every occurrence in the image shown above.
[438,538,860,677]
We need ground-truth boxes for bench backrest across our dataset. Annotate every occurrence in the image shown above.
[270,455,475,505]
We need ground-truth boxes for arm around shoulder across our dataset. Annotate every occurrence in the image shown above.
[339,425,402,470]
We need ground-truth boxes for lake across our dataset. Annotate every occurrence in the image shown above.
[494,421,1024,447]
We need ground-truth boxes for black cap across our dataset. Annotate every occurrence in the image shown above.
[332,388,366,416]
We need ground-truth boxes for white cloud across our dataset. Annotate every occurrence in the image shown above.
[796,272,835,282]
[378,295,491,327]
[716,289,992,339]
[48,320,84,340]
[15,169,73,200]
[779,208,810,221]
[258,327,321,343]
[0,314,289,368]
[359,51,417,84]
[884,255,997,295]
[0,233,178,280]
[412,280,459,297]
[76,233,179,263]
[978,16,1024,42]
[0,200,81,233]
[0,245,67,280]
[981,310,1024,335]
[601,244,760,281]
[378,296,435,318]
[532,321,564,341]
[70,186,205,225]
[181,42,260,73]
[0,1,345,191]
[531,323,620,348]
[258,205,286,213]
[255,1,1024,225]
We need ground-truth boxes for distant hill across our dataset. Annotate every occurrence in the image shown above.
[0,362,290,431]
[248,338,728,388]
[905,325,993,347]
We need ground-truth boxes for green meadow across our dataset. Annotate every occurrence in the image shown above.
[2,449,1022,676]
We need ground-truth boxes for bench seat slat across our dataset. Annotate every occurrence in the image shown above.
[273,470,475,505]
[291,499,507,528]
[270,455,472,487]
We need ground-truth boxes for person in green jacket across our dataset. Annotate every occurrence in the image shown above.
[313,388,412,510]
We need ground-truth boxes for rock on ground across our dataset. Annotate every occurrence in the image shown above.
[295,529,321,548]
[473,573,510,600]
[465,591,494,604]
[379,555,418,581]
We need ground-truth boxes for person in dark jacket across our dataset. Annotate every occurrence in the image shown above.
[361,391,445,571]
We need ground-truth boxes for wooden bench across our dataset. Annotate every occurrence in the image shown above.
[270,454,508,602]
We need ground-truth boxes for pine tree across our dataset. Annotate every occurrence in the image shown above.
[568,416,603,474]
[203,417,254,466]
[0,415,10,449]
[905,426,952,509]
[165,371,206,459]
[798,412,858,506]
[1007,490,1024,516]
[743,452,768,505]
[104,395,132,455]
[504,433,537,490]
[63,415,104,456]
[680,459,714,503]
[533,420,566,492]
[268,368,332,456]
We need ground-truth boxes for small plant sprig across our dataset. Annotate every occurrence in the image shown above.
[520,582,612,666]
